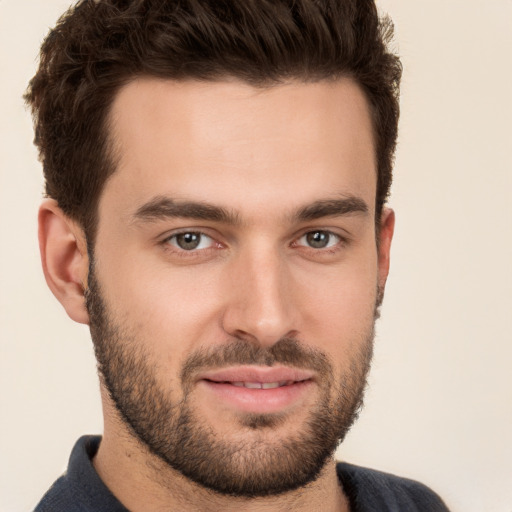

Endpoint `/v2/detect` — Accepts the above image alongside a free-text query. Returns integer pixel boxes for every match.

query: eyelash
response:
[160,229,348,258]
[294,231,343,251]
[161,231,220,259]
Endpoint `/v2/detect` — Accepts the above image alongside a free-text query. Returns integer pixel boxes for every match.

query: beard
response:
[86,261,378,498]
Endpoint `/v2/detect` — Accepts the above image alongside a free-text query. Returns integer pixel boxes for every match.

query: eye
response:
[297,230,341,249]
[166,232,214,251]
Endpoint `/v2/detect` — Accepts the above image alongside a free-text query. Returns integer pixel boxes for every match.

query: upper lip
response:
[198,366,314,384]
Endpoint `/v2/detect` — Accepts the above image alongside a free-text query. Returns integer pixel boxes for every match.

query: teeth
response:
[244,382,263,389]
[230,381,292,389]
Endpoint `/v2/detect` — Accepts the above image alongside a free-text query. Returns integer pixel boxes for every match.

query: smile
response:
[230,381,295,389]
[197,366,315,414]
[198,365,314,384]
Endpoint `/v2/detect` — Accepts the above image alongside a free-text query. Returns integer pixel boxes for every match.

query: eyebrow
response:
[133,196,241,225]
[294,196,369,222]
[132,194,369,225]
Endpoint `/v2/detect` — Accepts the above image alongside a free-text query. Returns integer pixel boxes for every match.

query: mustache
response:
[180,337,333,385]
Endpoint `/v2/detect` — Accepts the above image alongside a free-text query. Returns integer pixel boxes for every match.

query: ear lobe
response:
[377,207,395,292]
[38,199,90,324]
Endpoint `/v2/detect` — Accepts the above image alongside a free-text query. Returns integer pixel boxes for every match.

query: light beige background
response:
[1,1,511,511]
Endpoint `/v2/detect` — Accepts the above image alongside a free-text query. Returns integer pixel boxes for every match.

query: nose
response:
[221,246,299,347]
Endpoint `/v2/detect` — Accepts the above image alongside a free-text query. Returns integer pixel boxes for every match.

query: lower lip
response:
[198,380,313,414]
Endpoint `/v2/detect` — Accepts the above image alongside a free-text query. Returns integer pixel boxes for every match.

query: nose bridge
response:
[222,239,297,345]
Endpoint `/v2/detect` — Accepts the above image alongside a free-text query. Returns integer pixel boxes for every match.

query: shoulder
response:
[33,436,100,512]
[336,462,450,512]
[33,473,79,512]
[33,436,127,512]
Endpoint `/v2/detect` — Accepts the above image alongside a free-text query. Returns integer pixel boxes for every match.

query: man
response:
[25,0,450,510]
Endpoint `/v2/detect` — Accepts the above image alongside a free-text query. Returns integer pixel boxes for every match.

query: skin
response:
[39,78,394,511]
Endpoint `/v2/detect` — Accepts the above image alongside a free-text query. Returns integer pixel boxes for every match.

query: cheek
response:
[293,256,378,353]
[96,249,226,348]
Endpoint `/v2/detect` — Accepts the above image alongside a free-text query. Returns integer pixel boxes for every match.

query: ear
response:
[38,199,90,324]
[377,207,395,292]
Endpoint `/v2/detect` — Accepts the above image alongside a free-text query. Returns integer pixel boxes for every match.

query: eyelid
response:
[294,225,349,242]
[158,227,228,262]
[299,231,340,246]
[165,231,215,251]
[158,226,349,258]
[159,226,216,243]
[294,229,343,249]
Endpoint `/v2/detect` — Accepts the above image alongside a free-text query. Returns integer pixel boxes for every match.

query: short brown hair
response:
[25,0,401,242]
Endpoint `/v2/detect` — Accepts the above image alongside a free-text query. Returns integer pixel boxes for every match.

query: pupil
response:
[307,231,329,248]
[177,233,200,250]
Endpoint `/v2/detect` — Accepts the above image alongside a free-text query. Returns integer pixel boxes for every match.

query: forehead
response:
[103,78,376,221]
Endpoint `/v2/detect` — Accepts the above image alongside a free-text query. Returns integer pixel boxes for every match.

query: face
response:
[86,78,392,496]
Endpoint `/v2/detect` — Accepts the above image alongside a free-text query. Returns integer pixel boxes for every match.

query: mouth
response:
[228,380,296,389]
[196,366,315,414]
